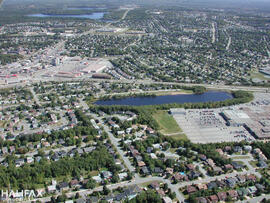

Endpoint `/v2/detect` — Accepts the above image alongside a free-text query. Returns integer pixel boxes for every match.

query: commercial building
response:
[221,110,251,127]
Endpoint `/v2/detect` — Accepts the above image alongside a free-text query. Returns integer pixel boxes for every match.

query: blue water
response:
[28,12,105,19]
[95,91,233,106]
[66,7,106,10]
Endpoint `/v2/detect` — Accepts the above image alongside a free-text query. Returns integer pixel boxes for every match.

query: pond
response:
[27,12,105,19]
[66,7,106,10]
[94,91,233,106]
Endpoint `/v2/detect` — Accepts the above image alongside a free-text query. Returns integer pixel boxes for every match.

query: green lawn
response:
[231,155,251,159]
[169,133,188,141]
[153,110,182,135]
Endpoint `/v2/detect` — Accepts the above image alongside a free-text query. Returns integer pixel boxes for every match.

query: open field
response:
[169,133,188,141]
[153,90,193,96]
[250,70,270,81]
[153,110,182,135]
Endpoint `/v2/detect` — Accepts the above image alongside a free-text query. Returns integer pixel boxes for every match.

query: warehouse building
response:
[221,110,251,127]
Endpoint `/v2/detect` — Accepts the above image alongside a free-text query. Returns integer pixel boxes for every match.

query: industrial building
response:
[221,110,251,127]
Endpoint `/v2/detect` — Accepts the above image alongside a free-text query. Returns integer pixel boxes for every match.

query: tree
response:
[103,185,110,195]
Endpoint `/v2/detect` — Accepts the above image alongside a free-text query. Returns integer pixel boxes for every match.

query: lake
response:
[28,12,105,20]
[66,7,106,10]
[95,91,233,106]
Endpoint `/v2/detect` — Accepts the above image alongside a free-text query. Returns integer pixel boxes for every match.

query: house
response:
[206,159,215,167]
[186,164,195,171]
[224,146,232,152]
[58,139,65,145]
[199,154,207,161]
[135,155,143,162]
[101,171,112,180]
[15,159,25,167]
[237,175,246,184]
[117,131,125,136]
[146,147,153,153]
[75,198,86,203]
[207,195,218,203]
[188,171,201,179]
[35,156,42,162]
[47,185,56,193]
[227,190,238,200]
[118,172,128,180]
[26,157,34,163]
[212,166,223,174]
[248,186,257,195]
[232,161,244,170]
[87,196,99,203]
[150,181,160,190]
[137,161,146,167]
[217,191,227,201]
[146,127,154,134]
[207,181,218,190]
[126,128,132,134]
[237,188,248,197]
[186,185,197,194]
[9,146,15,153]
[51,154,60,161]
[153,167,164,174]
[166,168,174,175]
[244,145,252,152]
[216,148,224,156]
[196,183,208,191]
[141,166,150,175]
[77,148,84,155]
[2,147,8,154]
[255,184,265,192]
[247,174,257,182]
[196,197,207,203]
[173,173,188,182]
[226,177,237,188]
[216,179,226,188]
[42,141,50,147]
[104,194,114,202]
[162,196,172,203]
[233,146,242,153]
[83,147,95,153]
[224,164,233,170]
[259,160,268,168]
[58,182,69,191]
[70,179,81,188]
[92,176,102,183]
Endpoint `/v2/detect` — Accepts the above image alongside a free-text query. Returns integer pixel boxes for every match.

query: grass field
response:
[169,133,188,141]
[153,110,182,134]
[154,90,193,96]
[153,110,188,140]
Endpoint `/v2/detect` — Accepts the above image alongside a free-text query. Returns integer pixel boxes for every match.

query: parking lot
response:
[170,108,255,143]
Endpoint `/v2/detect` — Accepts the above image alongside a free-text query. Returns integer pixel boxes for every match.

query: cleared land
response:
[250,70,270,81]
[153,110,187,140]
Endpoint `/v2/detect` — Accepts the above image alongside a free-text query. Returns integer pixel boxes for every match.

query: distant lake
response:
[66,7,106,10]
[28,12,105,19]
[95,91,233,106]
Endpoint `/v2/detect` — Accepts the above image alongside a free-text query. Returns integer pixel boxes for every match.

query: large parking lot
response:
[170,108,255,143]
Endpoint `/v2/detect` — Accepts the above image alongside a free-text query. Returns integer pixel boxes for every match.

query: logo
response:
[1,190,43,200]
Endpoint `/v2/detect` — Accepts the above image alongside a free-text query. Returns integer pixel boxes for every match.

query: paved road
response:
[230,154,261,179]
[2,75,270,93]
[29,87,41,106]
[237,194,270,203]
